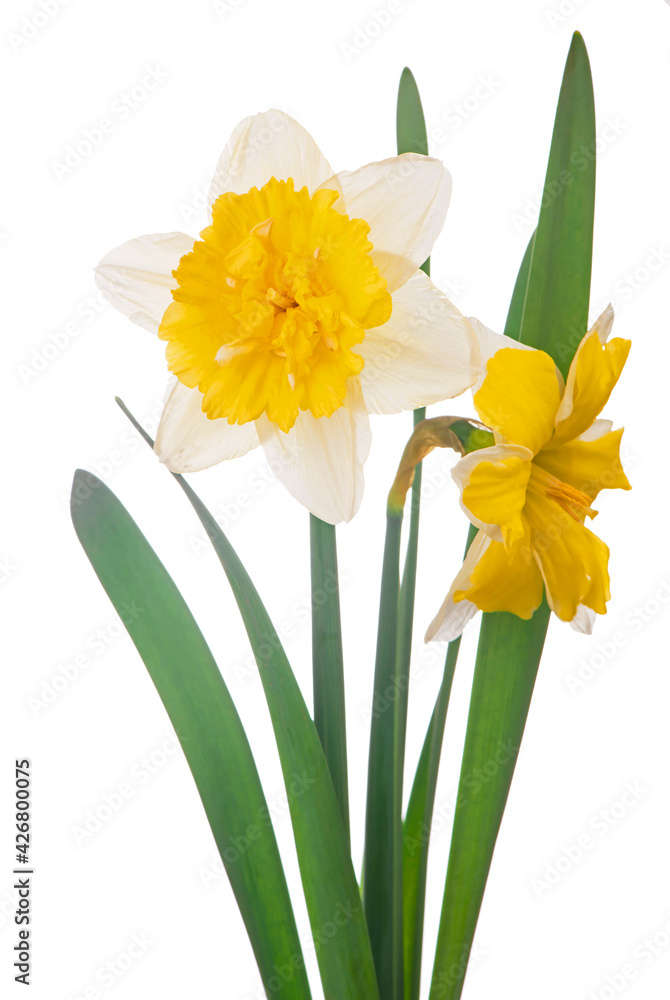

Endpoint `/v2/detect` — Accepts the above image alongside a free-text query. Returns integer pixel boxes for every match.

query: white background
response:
[2,0,670,997]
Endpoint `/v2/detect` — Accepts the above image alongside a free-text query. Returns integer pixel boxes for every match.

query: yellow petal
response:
[425,530,491,642]
[453,444,532,549]
[455,519,544,619]
[535,426,631,500]
[473,347,562,455]
[553,329,631,445]
[525,493,610,622]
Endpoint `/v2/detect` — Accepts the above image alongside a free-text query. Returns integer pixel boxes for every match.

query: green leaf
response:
[362,67,432,1000]
[363,511,404,1000]
[514,35,595,373]
[310,514,350,849]
[430,32,596,1000]
[402,524,476,1000]
[395,64,431,777]
[71,471,311,1000]
[503,230,535,342]
[397,66,429,158]
[430,603,551,1000]
[116,401,379,1000]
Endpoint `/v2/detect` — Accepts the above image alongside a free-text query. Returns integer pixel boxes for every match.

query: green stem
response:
[402,525,476,1000]
[363,509,404,1000]
[396,405,426,771]
[309,514,350,849]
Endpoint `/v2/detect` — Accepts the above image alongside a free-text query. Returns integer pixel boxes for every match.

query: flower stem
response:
[364,509,404,1000]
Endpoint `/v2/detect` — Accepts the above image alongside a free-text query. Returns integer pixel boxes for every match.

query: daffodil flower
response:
[426,305,631,641]
[95,111,479,523]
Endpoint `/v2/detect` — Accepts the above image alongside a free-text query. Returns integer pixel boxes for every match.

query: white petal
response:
[450,443,533,543]
[467,316,536,392]
[208,111,333,205]
[570,605,596,634]
[95,232,194,333]
[578,419,614,442]
[319,154,451,292]
[591,303,615,345]
[425,531,491,642]
[256,379,371,524]
[154,381,260,472]
[359,271,478,414]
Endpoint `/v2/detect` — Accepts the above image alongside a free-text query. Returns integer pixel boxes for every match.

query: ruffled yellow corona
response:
[160,179,392,433]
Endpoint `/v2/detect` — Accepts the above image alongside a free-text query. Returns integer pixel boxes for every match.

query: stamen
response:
[528,464,598,522]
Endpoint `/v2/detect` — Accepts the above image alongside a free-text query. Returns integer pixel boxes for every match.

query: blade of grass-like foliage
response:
[362,68,432,1000]
[396,66,431,806]
[71,471,311,1000]
[430,32,596,999]
[504,230,535,342]
[402,524,476,1000]
[116,401,379,1000]
[404,233,536,996]
[363,508,404,1000]
[310,514,350,848]
[515,40,595,372]
[397,67,429,159]
[430,603,551,1000]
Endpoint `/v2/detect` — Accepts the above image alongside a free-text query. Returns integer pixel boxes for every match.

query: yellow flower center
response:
[159,178,392,432]
[527,462,597,522]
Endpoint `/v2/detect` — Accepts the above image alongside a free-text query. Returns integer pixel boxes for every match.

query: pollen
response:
[158,177,392,432]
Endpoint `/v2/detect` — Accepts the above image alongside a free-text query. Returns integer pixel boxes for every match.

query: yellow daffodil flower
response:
[95,111,480,523]
[426,305,631,640]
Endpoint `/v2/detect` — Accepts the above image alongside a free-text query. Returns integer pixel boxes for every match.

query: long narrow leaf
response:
[361,68,431,1000]
[396,66,431,761]
[310,514,350,847]
[116,402,379,1000]
[430,603,551,1000]
[504,230,535,342]
[515,40,595,371]
[430,32,596,999]
[397,66,429,159]
[71,471,311,1000]
[404,237,537,995]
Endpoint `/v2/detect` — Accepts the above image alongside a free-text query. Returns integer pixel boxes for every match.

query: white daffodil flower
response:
[95,111,480,523]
